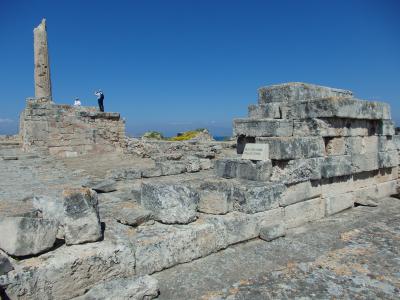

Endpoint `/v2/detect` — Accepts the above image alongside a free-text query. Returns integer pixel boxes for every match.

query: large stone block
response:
[63,188,102,245]
[289,98,391,120]
[352,153,379,173]
[231,180,286,213]
[134,222,224,275]
[233,118,293,137]
[284,197,325,228]
[141,182,199,224]
[0,217,58,257]
[134,208,283,275]
[377,120,395,136]
[280,180,321,206]
[248,103,281,119]
[325,137,346,156]
[378,136,396,152]
[258,82,353,104]
[353,181,397,200]
[271,157,322,184]
[156,161,187,176]
[321,175,354,196]
[378,150,399,168]
[325,193,354,216]
[293,118,375,137]
[321,155,352,178]
[197,179,234,215]
[1,240,136,299]
[215,158,272,181]
[256,137,325,160]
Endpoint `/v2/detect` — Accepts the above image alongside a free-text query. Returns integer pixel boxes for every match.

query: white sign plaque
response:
[241,143,269,161]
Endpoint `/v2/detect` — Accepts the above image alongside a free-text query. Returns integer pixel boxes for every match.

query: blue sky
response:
[0,0,399,136]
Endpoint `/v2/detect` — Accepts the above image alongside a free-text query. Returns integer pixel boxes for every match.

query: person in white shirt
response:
[73,98,81,107]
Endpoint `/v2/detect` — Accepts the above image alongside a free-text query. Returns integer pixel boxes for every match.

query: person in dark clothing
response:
[95,90,105,112]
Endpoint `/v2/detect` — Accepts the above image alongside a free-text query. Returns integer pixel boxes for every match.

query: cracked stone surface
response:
[154,197,400,300]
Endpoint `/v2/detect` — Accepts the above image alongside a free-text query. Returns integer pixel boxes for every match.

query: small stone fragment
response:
[354,196,378,207]
[0,252,14,275]
[259,222,286,241]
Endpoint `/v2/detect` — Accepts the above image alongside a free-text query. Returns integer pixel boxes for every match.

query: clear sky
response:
[0,0,399,136]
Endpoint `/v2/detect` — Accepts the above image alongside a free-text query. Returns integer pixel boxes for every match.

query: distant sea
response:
[213,136,230,141]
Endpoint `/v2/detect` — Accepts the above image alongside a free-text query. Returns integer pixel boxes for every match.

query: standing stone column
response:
[33,18,52,101]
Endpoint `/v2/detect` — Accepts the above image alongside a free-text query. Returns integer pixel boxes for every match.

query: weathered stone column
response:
[33,18,52,101]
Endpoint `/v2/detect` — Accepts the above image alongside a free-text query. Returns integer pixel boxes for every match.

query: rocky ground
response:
[155,197,400,299]
[1,139,400,299]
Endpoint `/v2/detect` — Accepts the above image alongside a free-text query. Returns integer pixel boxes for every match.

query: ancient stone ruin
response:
[0,20,399,300]
[20,19,126,158]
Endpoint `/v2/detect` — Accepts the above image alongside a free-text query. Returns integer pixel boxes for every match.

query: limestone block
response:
[233,118,293,137]
[378,136,396,152]
[393,135,400,150]
[352,171,377,189]
[378,150,399,168]
[248,103,281,119]
[236,159,272,181]
[293,118,373,137]
[134,222,224,275]
[156,161,187,176]
[134,209,283,274]
[0,253,13,276]
[271,157,322,184]
[375,180,397,198]
[141,182,199,224]
[289,98,391,120]
[199,158,213,170]
[231,180,285,213]
[375,167,399,183]
[1,240,136,299]
[325,137,346,156]
[284,197,325,228]
[106,167,142,181]
[321,155,352,178]
[258,82,353,104]
[321,175,354,196]
[63,188,102,245]
[215,158,238,178]
[202,208,283,247]
[353,181,396,200]
[185,156,201,173]
[377,120,395,136]
[115,204,153,227]
[325,193,354,216]
[256,137,325,160]
[142,167,162,178]
[198,179,233,214]
[215,158,272,181]
[0,217,58,257]
[280,180,321,206]
[74,275,159,300]
[352,153,379,173]
[259,221,286,241]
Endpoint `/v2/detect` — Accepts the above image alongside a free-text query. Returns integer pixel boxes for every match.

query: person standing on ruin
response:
[95,90,105,112]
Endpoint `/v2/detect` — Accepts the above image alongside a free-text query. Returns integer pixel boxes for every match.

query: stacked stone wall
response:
[215,82,398,227]
[20,98,125,157]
